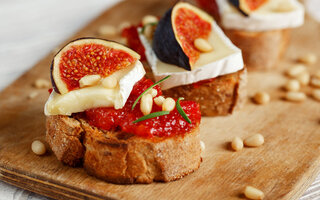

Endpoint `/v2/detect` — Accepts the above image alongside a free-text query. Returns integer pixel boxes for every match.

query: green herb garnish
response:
[176,97,192,124]
[133,111,170,123]
[140,22,158,34]
[132,75,171,110]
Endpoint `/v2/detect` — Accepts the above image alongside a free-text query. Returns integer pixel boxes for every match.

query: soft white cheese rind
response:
[217,0,304,31]
[138,22,244,90]
[44,61,145,116]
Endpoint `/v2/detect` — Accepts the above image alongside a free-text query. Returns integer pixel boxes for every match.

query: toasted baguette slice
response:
[224,29,290,70]
[162,69,247,116]
[46,115,201,184]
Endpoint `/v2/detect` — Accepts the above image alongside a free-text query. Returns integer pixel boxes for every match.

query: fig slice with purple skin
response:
[152,2,213,71]
[51,38,140,94]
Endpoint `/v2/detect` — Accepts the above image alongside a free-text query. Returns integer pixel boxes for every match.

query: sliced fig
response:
[152,2,213,71]
[51,38,140,94]
[228,0,268,15]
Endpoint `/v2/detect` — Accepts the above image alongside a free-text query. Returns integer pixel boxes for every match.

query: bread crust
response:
[46,115,201,184]
[163,69,247,116]
[224,29,290,70]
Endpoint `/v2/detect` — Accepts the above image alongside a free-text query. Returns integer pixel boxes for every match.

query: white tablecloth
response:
[0,0,319,199]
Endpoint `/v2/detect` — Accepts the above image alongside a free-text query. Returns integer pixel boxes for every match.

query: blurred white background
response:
[0,0,319,199]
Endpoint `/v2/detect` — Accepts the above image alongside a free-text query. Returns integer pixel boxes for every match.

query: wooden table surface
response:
[0,0,320,199]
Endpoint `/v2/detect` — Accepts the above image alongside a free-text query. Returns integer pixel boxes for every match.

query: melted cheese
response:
[139,21,244,90]
[44,61,145,116]
[217,0,304,31]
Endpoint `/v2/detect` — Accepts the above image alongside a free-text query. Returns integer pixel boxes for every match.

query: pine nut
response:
[162,97,176,112]
[231,137,243,151]
[31,140,46,156]
[140,94,153,115]
[287,64,306,78]
[284,79,300,92]
[144,25,154,39]
[79,75,101,88]
[253,92,270,105]
[296,72,310,86]
[244,186,264,200]
[28,91,39,99]
[97,25,117,36]
[244,134,264,147]
[147,88,158,97]
[118,21,131,32]
[312,89,320,101]
[154,96,165,106]
[33,79,50,89]
[311,77,320,88]
[142,15,158,26]
[285,91,306,102]
[194,38,213,52]
[102,76,118,89]
[200,140,205,152]
[314,70,320,79]
[298,53,317,65]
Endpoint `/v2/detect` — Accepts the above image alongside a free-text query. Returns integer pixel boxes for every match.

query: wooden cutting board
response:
[0,0,320,199]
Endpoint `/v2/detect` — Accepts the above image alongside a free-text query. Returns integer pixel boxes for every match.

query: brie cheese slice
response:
[217,0,304,31]
[139,21,244,90]
[44,61,145,116]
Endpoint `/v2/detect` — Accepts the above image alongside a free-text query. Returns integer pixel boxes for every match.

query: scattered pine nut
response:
[140,94,153,115]
[253,92,270,105]
[148,88,158,97]
[244,186,264,200]
[200,140,205,152]
[287,64,306,78]
[244,134,264,147]
[28,91,39,99]
[194,38,213,52]
[162,97,176,112]
[142,15,158,26]
[231,137,243,151]
[97,25,117,37]
[311,77,320,88]
[79,75,101,88]
[118,21,131,32]
[33,79,50,89]
[298,53,317,65]
[284,79,300,92]
[314,70,320,79]
[296,72,310,86]
[312,89,320,101]
[102,76,118,89]
[154,96,165,106]
[285,91,306,102]
[31,140,46,156]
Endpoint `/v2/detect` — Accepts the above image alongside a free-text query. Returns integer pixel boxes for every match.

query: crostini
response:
[197,0,304,69]
[45,38,202,184]
[123,2,246,116]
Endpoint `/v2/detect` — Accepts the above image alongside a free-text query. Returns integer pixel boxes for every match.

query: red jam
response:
[192,77,216,88]
[59,44,136,91]
[121,25,146,61]
[245,0,267,11]
[174,7,212,65]
[85,78,201,138]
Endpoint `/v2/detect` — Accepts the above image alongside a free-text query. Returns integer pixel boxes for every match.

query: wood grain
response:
[0,0,320,199]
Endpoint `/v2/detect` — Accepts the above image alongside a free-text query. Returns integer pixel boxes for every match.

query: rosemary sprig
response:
[176,97,192,124]
[133,111,170,123]
[132,75,171,110]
